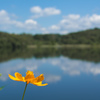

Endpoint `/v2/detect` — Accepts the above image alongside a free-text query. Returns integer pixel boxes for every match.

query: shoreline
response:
[27,44,100,48]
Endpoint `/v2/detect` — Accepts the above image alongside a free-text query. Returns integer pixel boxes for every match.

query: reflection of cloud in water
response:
[51,57,100,75]
[0,57,100,82]
[43,57,100,76]
[0,59,41,81]
[45,75,61,83]
[26,65,37,71]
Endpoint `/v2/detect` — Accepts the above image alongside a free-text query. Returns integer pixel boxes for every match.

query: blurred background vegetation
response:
[0,28,100,49]
[0,47,100,63]
[0,28,100,63]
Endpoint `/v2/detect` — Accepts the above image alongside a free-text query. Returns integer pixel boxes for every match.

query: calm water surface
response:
[0,48,100,100]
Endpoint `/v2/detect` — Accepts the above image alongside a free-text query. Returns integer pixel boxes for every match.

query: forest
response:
[0,28,100,48]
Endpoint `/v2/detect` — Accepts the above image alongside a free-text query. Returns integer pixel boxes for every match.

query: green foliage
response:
[0,86,5,91]
[61,28,100,44]
[0,28,100,48]
[0,32,34,49]
[0,47,100,62]
[0,74,5,91]
[0,73,2,77]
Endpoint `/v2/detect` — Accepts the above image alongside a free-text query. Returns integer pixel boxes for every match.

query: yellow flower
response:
[8,71,48,86]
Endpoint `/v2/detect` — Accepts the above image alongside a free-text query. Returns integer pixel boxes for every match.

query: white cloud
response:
[41,27,49,34]
[61,14,100,30]
[1,9,100,34]
[0,10,40,33]
[30,6,61,18]
[13,21,23,28]
[45,75,61,83]
[30,6,42,13]
[63,14,80,20]
[44,7,61,15]
[90,14,100,22]
[24,19,39,30]
[50,25,60,30]
[25,19,37,25]
[60,30,68,34]
[45,14,100,34]
[0,10,11,25]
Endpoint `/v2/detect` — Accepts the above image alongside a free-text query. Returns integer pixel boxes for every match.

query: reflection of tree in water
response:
[62,48,100,62]
[0,47,100,62]
[0,74,5,91]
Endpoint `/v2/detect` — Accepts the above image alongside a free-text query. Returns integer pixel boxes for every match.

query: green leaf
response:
[0,86,5,91]
[0,73,2,77]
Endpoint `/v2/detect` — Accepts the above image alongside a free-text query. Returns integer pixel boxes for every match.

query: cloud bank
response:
[48,14,100,34]
[30,6,61,18]
[0,7,100,34]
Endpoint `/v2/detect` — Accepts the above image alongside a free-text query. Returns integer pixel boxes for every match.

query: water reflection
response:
[45,75,61,83]
[0,56,100,83]
[0,86,5,91]
[0,74,5,91]
[1,48,100,100]
[0,47,100,62]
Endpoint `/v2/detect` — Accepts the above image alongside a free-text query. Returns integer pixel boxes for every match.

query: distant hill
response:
[61,28,100,44]
[0,28,100,48]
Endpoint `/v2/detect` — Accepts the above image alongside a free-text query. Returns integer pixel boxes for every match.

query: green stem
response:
[22,82,28,100]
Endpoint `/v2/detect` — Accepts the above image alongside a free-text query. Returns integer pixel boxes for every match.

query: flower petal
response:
[31,81,48,86]
[15,72,24,80]
[25,74,34,81]
[26,71,34,76]
[8,74,20,81]
[35,74,44,82]
[25,71,35,83]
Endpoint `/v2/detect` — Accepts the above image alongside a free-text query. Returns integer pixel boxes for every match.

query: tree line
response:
[0,28,100,48]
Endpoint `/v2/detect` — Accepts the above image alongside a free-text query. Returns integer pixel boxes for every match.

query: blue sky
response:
[0,0,100,34]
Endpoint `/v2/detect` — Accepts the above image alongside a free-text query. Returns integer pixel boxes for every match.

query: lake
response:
[0,47,100,100]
